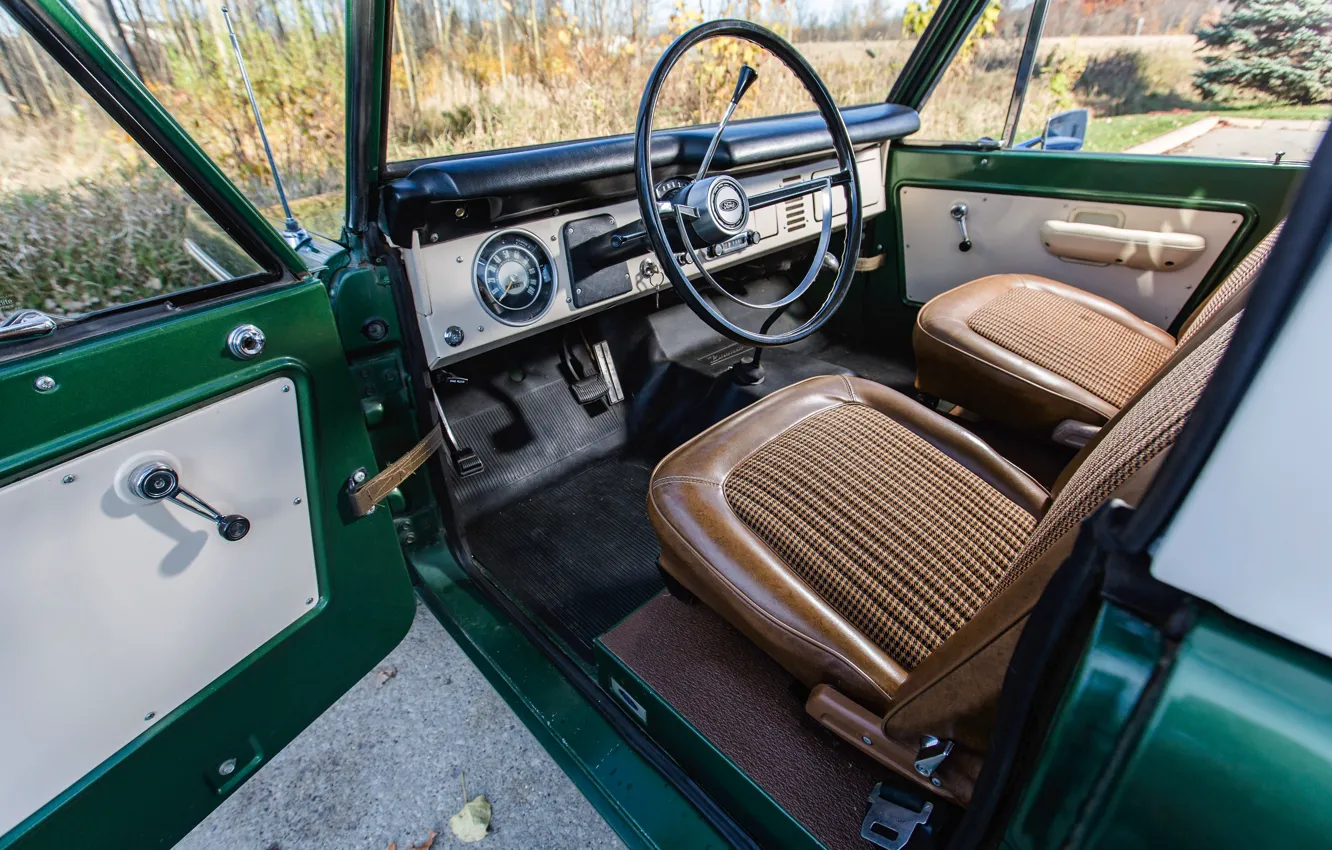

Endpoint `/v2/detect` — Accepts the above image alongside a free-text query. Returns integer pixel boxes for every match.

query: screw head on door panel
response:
[33,375,56,392]
[217,758,237,777]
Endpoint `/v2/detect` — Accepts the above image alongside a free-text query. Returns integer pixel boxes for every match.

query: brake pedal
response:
[562,331,621,407]
[570,374,609,405]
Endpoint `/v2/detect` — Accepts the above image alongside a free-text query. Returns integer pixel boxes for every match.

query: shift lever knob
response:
[731,65,758,104]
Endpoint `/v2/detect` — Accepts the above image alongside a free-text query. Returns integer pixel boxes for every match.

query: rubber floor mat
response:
[468,457,662,657]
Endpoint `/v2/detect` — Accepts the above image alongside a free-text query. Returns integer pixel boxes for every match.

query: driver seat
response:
[648,306,1242,798]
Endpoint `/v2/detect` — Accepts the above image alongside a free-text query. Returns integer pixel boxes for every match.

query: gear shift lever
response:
[695,65,758,182]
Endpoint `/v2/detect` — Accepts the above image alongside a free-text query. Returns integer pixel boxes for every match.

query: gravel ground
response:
[175,600,624,850]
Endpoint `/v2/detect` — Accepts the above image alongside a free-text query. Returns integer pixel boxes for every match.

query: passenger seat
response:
[912,223,1282,442]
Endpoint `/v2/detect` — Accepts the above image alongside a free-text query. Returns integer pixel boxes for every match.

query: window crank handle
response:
[130,462,251,541]
[950,202,972,252]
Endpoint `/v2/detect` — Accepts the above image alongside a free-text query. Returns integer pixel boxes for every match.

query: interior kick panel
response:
[898,186,1243,329]
[405,147,886,369]
[0,378,317,838]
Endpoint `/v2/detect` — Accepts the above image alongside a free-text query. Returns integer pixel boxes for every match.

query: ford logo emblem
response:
[719,198,740,213]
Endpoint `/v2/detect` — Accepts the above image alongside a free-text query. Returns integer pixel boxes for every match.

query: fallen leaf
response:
[386,843,396,850]
[410,830,437,850]
[376,667,398,687]
[449,795,491,843]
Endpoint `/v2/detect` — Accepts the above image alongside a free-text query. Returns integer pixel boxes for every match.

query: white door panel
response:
[0,378,318,837]
[899,187,1243,329]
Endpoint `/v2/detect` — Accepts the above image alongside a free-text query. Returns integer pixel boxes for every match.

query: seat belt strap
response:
[348,385,483,517]
[348,424,445,518]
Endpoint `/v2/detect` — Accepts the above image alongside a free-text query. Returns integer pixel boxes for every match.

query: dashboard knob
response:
[443,325,465,347]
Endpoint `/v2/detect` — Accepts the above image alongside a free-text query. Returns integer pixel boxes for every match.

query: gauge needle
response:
[503,274,525,295]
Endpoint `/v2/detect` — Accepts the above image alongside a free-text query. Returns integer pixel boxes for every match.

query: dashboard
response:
[402,145,889,367]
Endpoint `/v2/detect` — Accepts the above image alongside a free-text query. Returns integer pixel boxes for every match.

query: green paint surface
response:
[1002,604,1162,850]
[0,280,415,849]
[1081,612,1332,849]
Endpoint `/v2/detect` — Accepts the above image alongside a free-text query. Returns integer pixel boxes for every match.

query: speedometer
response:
[474,230,557,326]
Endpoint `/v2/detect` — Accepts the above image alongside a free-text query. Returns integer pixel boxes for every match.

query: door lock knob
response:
[950,202,973,252]
[130,462,250,541]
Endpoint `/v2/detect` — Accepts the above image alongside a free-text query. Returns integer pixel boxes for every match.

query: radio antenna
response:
[222,5,310,250]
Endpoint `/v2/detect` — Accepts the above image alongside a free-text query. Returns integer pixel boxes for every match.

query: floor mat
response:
[447,371,628,520]
[602,593,889,850]
[468,457,663,658]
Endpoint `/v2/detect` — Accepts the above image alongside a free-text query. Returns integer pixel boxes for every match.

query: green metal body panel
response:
[1074,611,1332,850]
[408,547,727,850]
[886,0,997,109]
[1005,606,1332,850]
[868,146,1302,339]
[1001,604,1163,850]
[0,281,416,849]
[594,639,825,850]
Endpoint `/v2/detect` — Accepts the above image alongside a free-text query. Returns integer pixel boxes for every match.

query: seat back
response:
[1176,222,1283,345]
[881,307,1245,775]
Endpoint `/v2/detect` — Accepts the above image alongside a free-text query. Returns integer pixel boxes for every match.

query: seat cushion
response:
[914,274,1176,432]
[648,375,1047,710]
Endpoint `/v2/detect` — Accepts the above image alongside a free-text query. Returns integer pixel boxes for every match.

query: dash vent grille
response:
[781,176,807,232]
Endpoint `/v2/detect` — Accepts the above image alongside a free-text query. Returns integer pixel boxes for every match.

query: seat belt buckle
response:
[861,782,935,850]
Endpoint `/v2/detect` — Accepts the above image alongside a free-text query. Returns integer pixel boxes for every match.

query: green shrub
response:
[1194,0,1332,105]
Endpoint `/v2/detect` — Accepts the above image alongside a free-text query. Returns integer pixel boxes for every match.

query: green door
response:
[869,0,1315,339]
[0,1,415,847]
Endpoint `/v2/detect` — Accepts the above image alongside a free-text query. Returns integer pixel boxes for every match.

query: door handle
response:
[130,462,251,541]
[949,203,972,252]
[0,309,58,342]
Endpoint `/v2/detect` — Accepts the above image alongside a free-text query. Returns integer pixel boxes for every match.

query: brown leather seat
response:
[913,225,1282,435]
[649,305,1246,800]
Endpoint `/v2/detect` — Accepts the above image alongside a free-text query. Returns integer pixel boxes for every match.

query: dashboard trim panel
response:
[405,146,887,369]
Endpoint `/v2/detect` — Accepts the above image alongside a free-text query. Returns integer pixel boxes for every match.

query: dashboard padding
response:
[381,103,918,245]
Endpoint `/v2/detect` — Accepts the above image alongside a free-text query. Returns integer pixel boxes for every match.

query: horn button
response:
[684,175,750,244]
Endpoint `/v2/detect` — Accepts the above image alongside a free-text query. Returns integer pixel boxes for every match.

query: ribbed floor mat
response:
[468,457,662,657]
[449,376,626,518]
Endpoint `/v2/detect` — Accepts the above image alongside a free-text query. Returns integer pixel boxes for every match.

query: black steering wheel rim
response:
[633,19,863,347]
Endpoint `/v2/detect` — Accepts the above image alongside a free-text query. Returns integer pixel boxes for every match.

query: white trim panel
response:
[899,187,1243,328]
[0,379,319,836]
[1151,239,1332,659]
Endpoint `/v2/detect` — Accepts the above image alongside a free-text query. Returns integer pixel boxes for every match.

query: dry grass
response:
[0,167,213,316]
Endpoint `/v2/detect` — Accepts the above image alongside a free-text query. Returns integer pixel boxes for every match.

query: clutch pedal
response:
[430,384,485,479]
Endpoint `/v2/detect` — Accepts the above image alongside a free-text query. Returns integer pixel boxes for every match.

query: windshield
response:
[384,1,912,163]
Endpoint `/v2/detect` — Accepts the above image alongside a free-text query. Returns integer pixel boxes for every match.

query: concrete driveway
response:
[175,600,623,850]
[1131,117,1328,161]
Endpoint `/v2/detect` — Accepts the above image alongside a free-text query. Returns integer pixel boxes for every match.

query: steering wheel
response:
[634,20,863,347]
